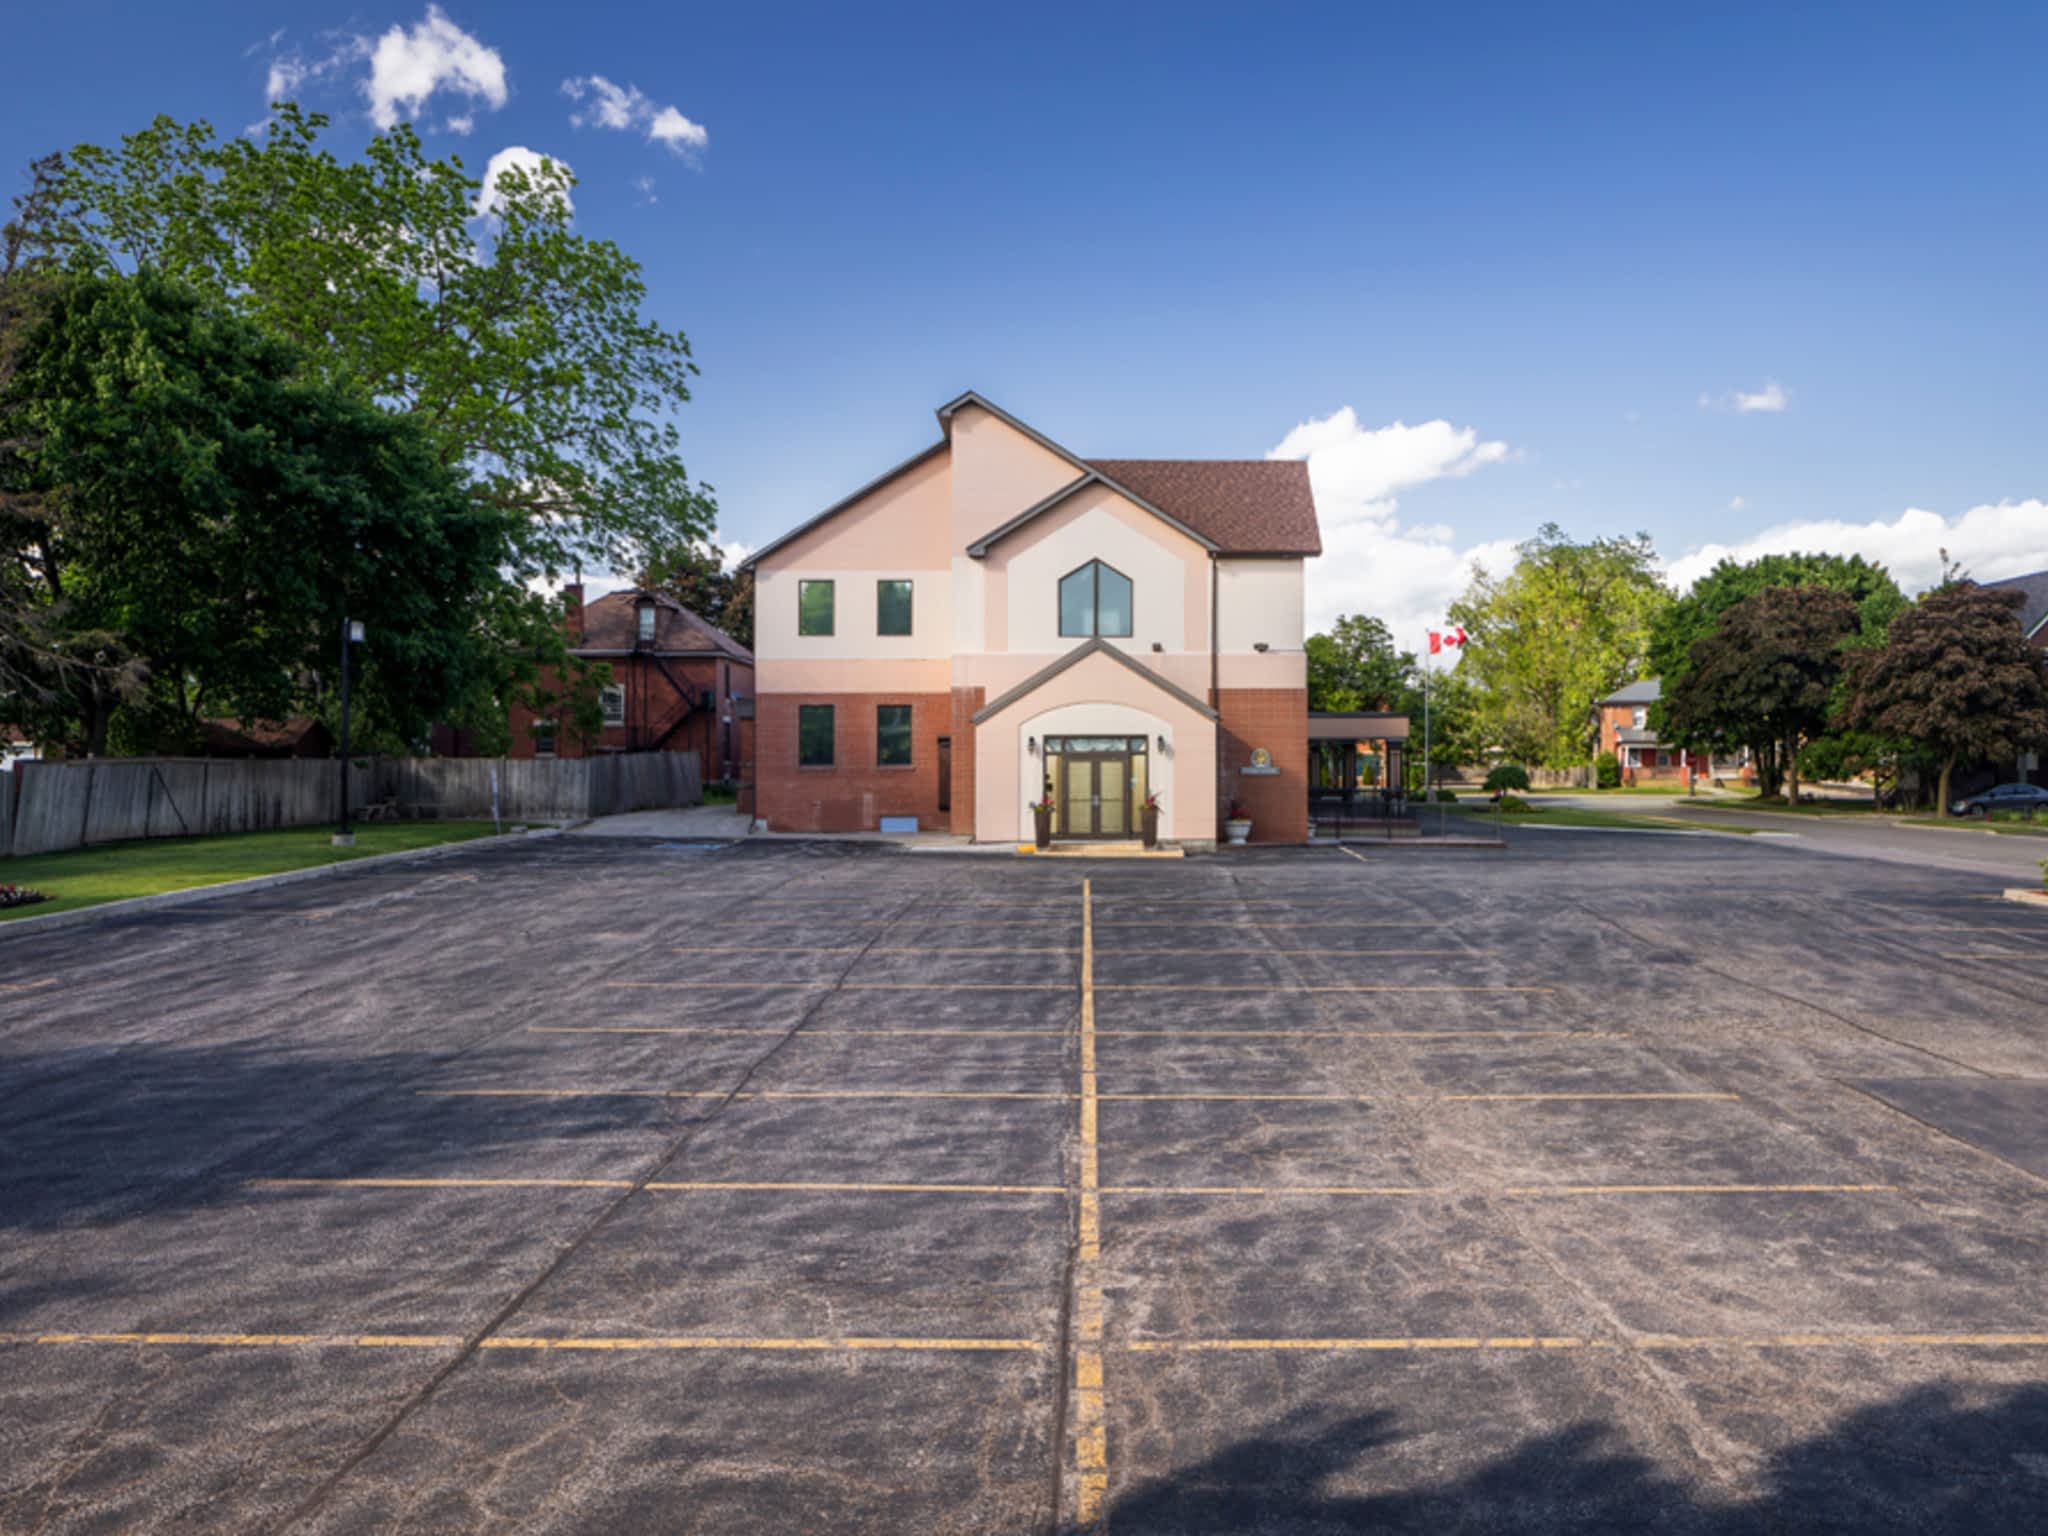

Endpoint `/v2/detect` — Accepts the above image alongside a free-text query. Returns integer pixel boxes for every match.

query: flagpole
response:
[1422,637,1432,817]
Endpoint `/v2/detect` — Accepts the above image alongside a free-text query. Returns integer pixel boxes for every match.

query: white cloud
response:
[253,31,371,126]
[1666,500,2048,597]
[473,146,573,219]
[1728,494,1748,512]
[365,6,508,131]
[1267,408,1518,646]
[1701,379,1790,413]
[446,113,475,136]
[561,74,709,157]
[633,174,658,205]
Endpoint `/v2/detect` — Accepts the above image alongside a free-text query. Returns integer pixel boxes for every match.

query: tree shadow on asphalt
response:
[0,1038,701,1235]
[1085,1385,2048,1533]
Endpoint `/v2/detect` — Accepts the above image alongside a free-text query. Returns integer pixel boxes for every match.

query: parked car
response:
[1950,782,2048,818]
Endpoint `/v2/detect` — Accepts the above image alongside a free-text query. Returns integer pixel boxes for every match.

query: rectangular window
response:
[1632,706,1647,729]
[798,704,835,766]
[600,684,626,726]
[798,580,835,636]
[533,719,557,757]
[877,579,913,636]
[637,604,657,643]
[876,704,913,767]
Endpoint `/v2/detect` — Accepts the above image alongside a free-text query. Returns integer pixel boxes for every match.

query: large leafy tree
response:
[1448,524,1671,768]
[1306,614,1413,712]
[1663,585,1860,800]
[39,106,714,583]
[1649,551,1905,682]
[2,271,506,754]
[639,540,755,652]
[1842,581,2048,813]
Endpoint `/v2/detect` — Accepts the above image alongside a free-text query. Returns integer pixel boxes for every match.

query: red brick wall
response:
[755,691,951,833]
[504,656,753,776]
[948,686,984,838]
[1216,688,1309,843]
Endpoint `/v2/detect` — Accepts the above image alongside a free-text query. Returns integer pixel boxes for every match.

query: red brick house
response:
[1595,680,1695,783]
[502,586,753,779]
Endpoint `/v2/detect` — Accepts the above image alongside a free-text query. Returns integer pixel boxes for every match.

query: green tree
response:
[639,540,754,652]
[1448,524,1671,768]
[1841,581,2048,814]
[2,271,504,753]
[1305,614,1414,712]
[1663,586,1860,800]
[42,106,714,584]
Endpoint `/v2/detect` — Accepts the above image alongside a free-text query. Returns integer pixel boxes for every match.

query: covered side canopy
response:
[1308,711,1410,741]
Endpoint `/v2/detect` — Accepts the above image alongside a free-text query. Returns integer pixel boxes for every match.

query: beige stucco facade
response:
[744,393,1317,843]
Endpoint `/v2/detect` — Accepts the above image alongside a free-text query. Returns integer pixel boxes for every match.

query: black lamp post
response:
[335,617,365,846]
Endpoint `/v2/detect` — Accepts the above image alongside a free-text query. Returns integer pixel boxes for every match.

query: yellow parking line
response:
[1337,847,1369,865]
[0,977,57,994]
[250,1177,1065,1196]
[670,945,1077,956]
[418,1087,1071,1101]
[1438,1092,1739,1102]
[531,1026,1070,1038]
[1099,1183,1894,1199]
[605,981,1075,992]
[1073,877,1108,1529]
[0,1330,1038,1354]
[1096,984,1553,994]
[1127,1332,2048,1354]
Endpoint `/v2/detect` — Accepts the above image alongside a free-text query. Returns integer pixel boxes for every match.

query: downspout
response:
[1210,553,1221,828]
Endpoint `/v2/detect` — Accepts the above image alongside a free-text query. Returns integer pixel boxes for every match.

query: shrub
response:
[1594,751,1621,789]
[1434,788,1457,803]
[1493,794,1533,813]
[1484,763,1531,794]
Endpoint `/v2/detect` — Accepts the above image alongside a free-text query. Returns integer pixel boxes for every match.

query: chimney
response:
[563,582,585,640]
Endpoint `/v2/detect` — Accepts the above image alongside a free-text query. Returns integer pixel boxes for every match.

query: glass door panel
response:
[1098,769,1127,835]
[1063,759,1095,837]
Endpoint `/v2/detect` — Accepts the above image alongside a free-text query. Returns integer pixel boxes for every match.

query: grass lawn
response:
[1901,815,2048,839]
[1452,804,1711,832]
[0,821,500,922]
[1684,797,1880,816]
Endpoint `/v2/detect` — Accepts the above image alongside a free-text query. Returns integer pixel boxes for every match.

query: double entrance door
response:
[1047,734,1150,840]
[1060,752,1131,839]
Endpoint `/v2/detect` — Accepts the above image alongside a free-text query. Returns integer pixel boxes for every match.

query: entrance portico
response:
[971,639,1218,847]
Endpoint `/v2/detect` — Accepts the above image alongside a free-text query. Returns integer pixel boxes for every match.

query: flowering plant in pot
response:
[1223,796,1252,846]
[1140,792,1161,848]
[1031,791,1055,849]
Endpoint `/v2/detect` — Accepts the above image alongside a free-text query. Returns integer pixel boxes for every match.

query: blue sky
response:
[7,2,2045,638]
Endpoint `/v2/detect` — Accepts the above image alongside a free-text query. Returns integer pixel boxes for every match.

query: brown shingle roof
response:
[574,590,753,662]
[1087,458,1321,556]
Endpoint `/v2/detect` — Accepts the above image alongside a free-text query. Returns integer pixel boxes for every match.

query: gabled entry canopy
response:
[972,638,1220,725]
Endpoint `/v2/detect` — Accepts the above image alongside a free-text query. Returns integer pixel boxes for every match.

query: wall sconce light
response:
[1027,736,1038,755]
[1253,641,1270,653]
[1156,735,1168,753]
[1151,641,1163,652]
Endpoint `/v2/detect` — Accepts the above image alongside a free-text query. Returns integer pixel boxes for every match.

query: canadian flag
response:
[1428,625,1468,655]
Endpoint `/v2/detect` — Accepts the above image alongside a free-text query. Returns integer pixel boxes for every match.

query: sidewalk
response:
[570,803,754,841]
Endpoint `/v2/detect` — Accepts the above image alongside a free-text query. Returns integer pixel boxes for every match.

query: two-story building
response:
[740,392,1321,846]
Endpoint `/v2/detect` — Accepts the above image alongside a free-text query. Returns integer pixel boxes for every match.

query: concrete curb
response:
[0,827,561,942]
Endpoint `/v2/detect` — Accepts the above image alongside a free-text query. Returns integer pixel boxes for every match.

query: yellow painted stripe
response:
[1099,1183,1894,1199]
[531,1025,1071,1038]
[1438,1092,1740,1102]
[1126,1332,2048,1354]
[1337,847,1369,865]
[252,1177,1065,1197]
[478,1335,1041,1353]
[0,977,57,994]
[419,1088,1072,1101]
[0,1331,1037,1354]
[1095,983,1554,994]
[1073,877,1108,1528]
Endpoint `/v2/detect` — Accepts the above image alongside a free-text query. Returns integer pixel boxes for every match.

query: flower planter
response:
[1223,817,1252,846]
[1032,805,1053,850]
[1141,806,1159,848]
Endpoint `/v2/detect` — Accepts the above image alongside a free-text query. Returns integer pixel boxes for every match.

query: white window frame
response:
[533,719,558,757]
[600,684,626,727]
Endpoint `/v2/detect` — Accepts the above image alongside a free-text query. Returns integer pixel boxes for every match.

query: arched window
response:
[1058,560,1134,638]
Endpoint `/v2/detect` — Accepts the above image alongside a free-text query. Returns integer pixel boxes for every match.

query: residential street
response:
[1530,794,2048,884]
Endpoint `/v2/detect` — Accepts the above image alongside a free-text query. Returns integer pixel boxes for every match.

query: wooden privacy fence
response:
[0,751,701,858]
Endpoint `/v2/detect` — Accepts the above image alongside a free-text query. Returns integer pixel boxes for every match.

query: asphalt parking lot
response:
[4,832,2048,1532]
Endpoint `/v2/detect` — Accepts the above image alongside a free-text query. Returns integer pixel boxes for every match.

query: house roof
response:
[1086,459,1321,557]
[573,590,753,663]
[1600,679,1662,706]
[1985,570,2048,639]
[1615,727,1661,745]
[970,638,1220,725]
[747,392,1323,570]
